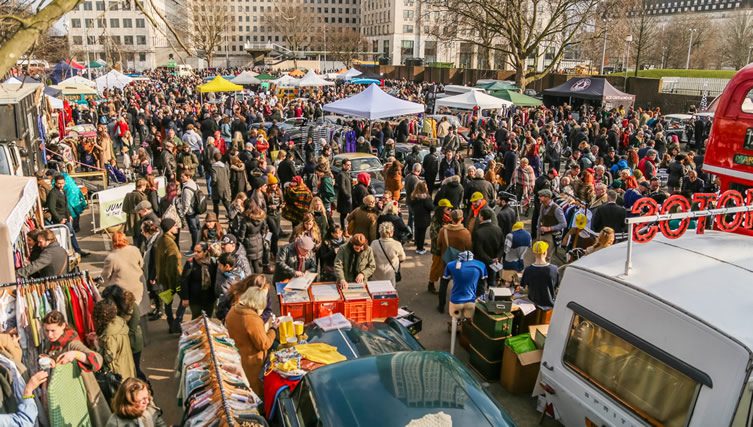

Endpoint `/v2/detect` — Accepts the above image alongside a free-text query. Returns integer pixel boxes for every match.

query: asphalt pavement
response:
[75,181,560,427]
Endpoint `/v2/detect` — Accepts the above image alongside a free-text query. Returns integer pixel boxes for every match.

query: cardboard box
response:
[529,324,549,349]
[500,342,543,394]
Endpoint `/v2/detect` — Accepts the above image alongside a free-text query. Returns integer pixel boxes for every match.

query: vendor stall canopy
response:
[435,90,512,111]
[491,89,542,107]
[59,75,96,88]
[96,70,134,93]
[337,68,363,80]
[197,75,244,93]
[298,70,335,87]
[543,77,635,108]
[231,71,261,85]
[272,74,301,88]
[0,176,39,283]
[323,83,425,120]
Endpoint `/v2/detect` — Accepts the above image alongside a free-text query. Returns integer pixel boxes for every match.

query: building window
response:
[544,46,555,60]
[403,24,413,33]
[71,18,81,28]
[85,18,94,28]
[87,35,97,45]
[72,36,83,45]
[403,9,413,18]
[96,1,105,10]
[97,18,106,27]
[83,2,93,10]
[108,1,118,10]
[383,39,389,55]
[136,18,145,28]
[110,18,119,28]
[122,0,131,9]
[401,40,414,58]
[139,53,146,61]
[424,40,437,63]
[124,35,134,45]
[111,35,121,45]
[137,35,146,45]
[123,18,132,28]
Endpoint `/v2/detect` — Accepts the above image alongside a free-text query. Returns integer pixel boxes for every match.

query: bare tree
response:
[630,0,657,76]
[425,0,600,89]
[187,0,228,68]
[328,28,367,67]
[267,2,322,68]
[721,11,753,69]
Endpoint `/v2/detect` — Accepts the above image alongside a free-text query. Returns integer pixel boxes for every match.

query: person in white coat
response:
[370,222,406,286]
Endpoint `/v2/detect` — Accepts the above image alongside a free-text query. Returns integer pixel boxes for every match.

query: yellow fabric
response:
[197,76,243,93]
[294,343,347,365]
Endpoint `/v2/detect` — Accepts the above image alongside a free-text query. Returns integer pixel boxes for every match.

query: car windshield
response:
[309,353,514,427]
[0,149,11,175]
[351,157,382,171]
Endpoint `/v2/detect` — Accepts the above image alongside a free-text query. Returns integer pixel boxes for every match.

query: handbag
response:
[441,228,461,264]
[95,359,123,405]
[378,240,401,283]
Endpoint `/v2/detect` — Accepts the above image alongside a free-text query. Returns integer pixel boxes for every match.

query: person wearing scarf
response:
[179,242,218,319]
[465,191,498,234]
[282,176,313,228]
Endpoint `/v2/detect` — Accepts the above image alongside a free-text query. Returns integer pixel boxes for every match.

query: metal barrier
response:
[68,170,109,189]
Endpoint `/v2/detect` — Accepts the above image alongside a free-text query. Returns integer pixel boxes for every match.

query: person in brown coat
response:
[383,157,404,201]
[436,209,472,312]
[225,283,277,397]
[101,231,145,306]
[347,195,379,243]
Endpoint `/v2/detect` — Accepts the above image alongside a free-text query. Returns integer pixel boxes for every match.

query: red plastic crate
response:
[312,300,343,319]
[343,299,373,323]
[279,299,313,323]
[372,296,399,319]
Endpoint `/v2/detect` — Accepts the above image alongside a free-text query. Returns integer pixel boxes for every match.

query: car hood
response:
[305,320,423,360]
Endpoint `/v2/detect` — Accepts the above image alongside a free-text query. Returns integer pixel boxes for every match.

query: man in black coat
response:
[464,169,495,206]
[592,190,627,234]
[530,169,555,235]
[472,209,504,293]
[502,142,518,185]
[336,159,354,229]
[47,175,86,256]
[438,150,461,181]
[17,229,68,278]
[277,150,297,187]
[495,192,519,239]
[433,175,463,209]
[422,146,440,194]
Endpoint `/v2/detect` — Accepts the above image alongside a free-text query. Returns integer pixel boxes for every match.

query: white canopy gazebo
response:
[322,83,424,120]
[59,75,97,88]
[298,70,335,87]
[336,68,363,80]
[271,74,301,88]
[434,90,512,112]
[96,70,133,93]
[232,71,261,85]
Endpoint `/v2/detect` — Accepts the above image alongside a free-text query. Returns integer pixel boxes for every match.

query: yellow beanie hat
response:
[512,221,524,231]
[532,240,549,255]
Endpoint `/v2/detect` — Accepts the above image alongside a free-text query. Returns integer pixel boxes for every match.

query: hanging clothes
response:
[47,362,91,427]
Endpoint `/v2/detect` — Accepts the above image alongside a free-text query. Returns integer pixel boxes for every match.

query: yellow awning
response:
[197,76,243,93]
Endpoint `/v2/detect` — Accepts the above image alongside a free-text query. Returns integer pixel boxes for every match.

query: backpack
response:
[187,186,208,215]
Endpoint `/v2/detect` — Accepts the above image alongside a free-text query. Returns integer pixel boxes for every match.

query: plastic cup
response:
[293,321,304,336]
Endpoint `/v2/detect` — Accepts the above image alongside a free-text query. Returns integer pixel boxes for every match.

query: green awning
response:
[491,89,542,107]
[256,73,275,81]
[88,60,106,68]
[476,81,519,91]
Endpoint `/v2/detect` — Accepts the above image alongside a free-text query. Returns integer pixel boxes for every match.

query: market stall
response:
[542,77,635,109]
[336,68,363,81]
[50,83,98,105]
[298,70,334,88]
[491,89,542,107]
[271,74,301,88]
[322,83,425,120]
[59,75,96,88]
[0,176,43,283]
[231,70,261,86]
[434,90,512,113]
[196,76,244,93]
[95,69,134,94]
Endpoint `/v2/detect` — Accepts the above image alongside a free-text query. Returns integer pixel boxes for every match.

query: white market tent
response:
[96,70,134,93]
[59,75,96,88]
[336,68,363,80]
[0,176,39,283]
[322,83,425,120]
[298,69,335,87]
[46,95,64,109]
[232,71,261,85]
[272,74,301,88]
[435,90,512,111]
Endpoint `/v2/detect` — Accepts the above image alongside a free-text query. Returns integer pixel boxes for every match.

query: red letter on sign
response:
[715,190,745,232]
[745,189,753,230]
[692,193,717,234]
[631,197,659,243]
[659,195,691,239]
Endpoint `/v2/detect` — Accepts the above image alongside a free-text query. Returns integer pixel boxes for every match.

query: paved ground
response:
[75,182,560,427]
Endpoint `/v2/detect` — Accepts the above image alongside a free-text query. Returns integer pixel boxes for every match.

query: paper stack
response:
[285,271,317,291]
[341,283,371,300]
[310,284,341,301]
[366,280,397,298]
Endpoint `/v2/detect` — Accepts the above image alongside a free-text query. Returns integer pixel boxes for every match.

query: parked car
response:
[331,152,386,197]
[275,350,516,427]
[663,113,693,143]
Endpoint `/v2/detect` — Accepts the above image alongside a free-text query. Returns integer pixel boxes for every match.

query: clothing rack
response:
[201,313,236,427]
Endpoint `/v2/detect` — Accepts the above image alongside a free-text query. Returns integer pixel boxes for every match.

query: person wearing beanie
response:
[501,221,532,286]
[272,236,318,284]
[134,200,159,250]
[200,212,224,244]
[535,188,566,257]
[518,240,559,315]
[351,172,373,211]
[154,218,183,333]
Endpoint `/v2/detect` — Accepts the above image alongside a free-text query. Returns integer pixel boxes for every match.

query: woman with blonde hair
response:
[225,283,277,396]
[586,227,615,255]
[309,196,331,238]
[370,222,406,286]
[101,232,146,309]
[289,212,323,249]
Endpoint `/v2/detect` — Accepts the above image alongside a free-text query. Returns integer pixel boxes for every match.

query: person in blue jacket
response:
[0,371,48,427]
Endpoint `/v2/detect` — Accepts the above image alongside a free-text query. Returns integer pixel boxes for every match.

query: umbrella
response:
[197,76,243,93]
[289,69,305,77]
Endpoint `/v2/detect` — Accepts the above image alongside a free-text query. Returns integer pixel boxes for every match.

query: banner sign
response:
[629,189,753,243]
[93,183,135,230]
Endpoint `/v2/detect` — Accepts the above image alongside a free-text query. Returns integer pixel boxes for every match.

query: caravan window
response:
[742,88,753,114]
[563,305,703,427]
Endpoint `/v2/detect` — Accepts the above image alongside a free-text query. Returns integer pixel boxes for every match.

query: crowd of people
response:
[10,66,720,424]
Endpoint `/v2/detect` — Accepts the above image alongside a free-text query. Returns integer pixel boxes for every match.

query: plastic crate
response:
[343,299,373,323]
[312,300,343,319]
[279,299,313,323]
[372,295,399,319]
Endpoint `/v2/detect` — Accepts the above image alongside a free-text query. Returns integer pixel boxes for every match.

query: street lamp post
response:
[624,34,633,80]
[685,28,697,69]
[600,19,608,75]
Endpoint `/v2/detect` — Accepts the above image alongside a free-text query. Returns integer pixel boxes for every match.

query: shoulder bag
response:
[441,228,461,264]
[378,240,401,283]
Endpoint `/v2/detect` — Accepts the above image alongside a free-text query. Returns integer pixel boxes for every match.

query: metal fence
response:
[660,77,729,97]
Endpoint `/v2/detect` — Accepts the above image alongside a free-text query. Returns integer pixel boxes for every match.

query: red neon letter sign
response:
[659,195,691,239]
[631,198,659,243]
[715,190,745,232]
[691,193,717,234]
